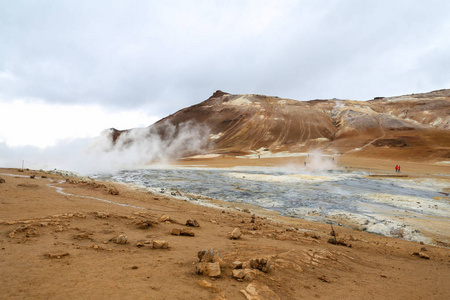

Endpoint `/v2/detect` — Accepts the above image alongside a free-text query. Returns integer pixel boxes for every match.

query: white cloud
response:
[0,100,158,148]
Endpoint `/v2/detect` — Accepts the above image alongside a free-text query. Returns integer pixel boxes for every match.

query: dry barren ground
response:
[1,164,449,299]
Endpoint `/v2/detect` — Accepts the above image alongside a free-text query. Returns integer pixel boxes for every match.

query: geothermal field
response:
[92,156,450,247]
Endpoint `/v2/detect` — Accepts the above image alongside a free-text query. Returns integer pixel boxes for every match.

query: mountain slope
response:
[111,89,450,161]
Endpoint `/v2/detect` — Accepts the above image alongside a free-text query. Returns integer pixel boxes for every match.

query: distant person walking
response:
[395,165,398,173]
[398,165,401,173]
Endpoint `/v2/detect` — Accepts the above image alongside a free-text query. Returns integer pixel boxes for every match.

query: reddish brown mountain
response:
[111,89,450,161]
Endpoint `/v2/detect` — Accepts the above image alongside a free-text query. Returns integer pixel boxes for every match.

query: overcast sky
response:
[1,0,450,149]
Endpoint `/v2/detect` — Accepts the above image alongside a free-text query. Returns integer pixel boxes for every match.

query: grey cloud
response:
[1,0,449,117]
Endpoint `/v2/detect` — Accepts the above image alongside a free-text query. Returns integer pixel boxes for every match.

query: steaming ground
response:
[92,164,450,247]
[0,121,209,173]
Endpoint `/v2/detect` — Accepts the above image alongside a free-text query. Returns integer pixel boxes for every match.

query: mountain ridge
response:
[110,89,450,161]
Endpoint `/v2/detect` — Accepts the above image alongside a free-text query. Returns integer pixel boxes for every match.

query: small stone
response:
[152,240,169,249]
[232,261,243,269]
[232,269,245,279]
[171,228,181,236]
[180,228,195,236]
[115,235,128,244]
[44,252,70,259]
[196,262,221,277]
[131,266,139,270]
[186,219,200,227]
[240,282,280,300]
[0,177,5,183]
[159,214,173,223]
[197,279,222,293]
[136,220,156,229]
[109,187,119,195]
[30,175,35,179]
[233,269,255,281]
[136,242,145,248]
[413,252,430,259]
[249,258,272,273]
[318,275,330,283]
[200,248,215,262]
[230,228,242,240]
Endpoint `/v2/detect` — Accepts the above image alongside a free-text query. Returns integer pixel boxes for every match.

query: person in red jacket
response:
[395,165,398,173]
[398,165,401,173]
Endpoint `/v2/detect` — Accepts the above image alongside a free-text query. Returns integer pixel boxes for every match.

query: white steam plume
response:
[0,121,210,174]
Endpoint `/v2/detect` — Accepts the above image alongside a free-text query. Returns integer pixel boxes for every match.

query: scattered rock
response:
[159,214,174,223]
[136,242,145,248]
[230,227,242,239]
[198,248,215,262]
[109,187,119,195]
[412,252,430,259]
[180,228,195,236]
[249,258,272,273]
[94,212,110,219]
[318,275,330,283]
[131,266,139,270]
[240,282,280,300]
[44,251,70,259]
[41,175,47,178]
[90,244,101,250]
[232,269,256,281]
[136,220,156,229]
[328,237,351,247]
[0,177,5,183]
[196,262,221,277]
[73,232,92,240]
[171,228,182,236]
[30,175,35,179]
[186,219,200,227]
[114,235,128,244]
[232,261,243,269]
[197,279,222,293]
[152,240,169,249]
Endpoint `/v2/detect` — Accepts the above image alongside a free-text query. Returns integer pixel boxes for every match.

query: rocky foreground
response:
[1,167,449,299]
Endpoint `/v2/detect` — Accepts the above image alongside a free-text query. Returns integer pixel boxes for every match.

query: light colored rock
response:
[181,228,195,236]
[232,269,255,281]
[186,219,200,227]
[152,240,169,249]
[115,235,128,244]
[232,261,243,269]
[230,227,242,239]
[159,214,172,222]
[171,228,181,236]
[413,252,430,259]
[240,282,280,300]
[44,252,70,259]
[196,262,221,277]
[197,279,222,293]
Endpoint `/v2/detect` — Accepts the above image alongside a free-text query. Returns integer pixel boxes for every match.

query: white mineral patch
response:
[431,117,442,126]
[227,96,253,106]
[362,193,450,217]
[209,133,223,140]
[227,172,342,183]
[277,100,286,105]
